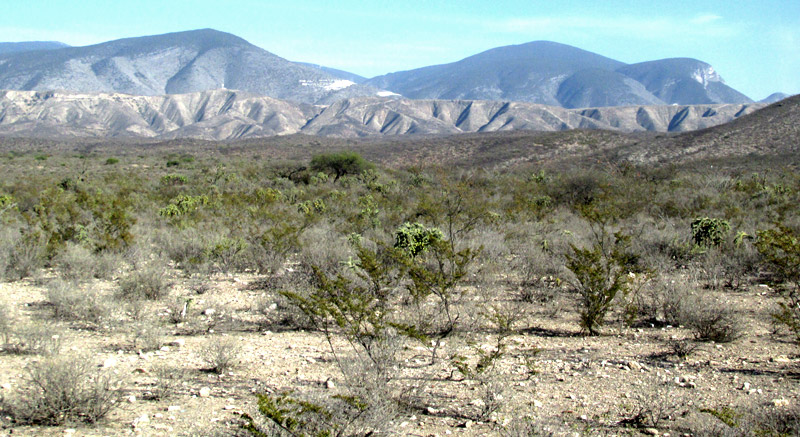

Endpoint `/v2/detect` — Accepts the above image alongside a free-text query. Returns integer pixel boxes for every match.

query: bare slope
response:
[0,90,764,140]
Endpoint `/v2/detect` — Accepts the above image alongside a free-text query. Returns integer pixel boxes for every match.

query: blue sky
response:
[1,0,797,100]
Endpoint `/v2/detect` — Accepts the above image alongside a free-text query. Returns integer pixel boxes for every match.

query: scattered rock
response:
[470,399,486,408]
[167,405,182,412]
[132,414,150,427]
[127,395,137,403]
[458,420,474,428]
[533,399,543,408]
[0,383,11,390]
[204,308,216,316]
[199,387,211,398]
[102,357,118,368]
[642,428,660,435]
[169,338,186,347]
[325,379,335,389]
[773,398,790,407]
[132,368,148,374]
[224,405,236,410]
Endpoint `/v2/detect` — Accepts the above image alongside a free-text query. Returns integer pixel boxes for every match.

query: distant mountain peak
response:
[0,29,381,104]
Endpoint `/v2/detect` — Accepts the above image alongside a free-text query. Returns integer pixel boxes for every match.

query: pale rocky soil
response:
[0,269,798,436]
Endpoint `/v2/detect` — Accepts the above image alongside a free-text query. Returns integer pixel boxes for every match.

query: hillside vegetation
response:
[0,139,798,434]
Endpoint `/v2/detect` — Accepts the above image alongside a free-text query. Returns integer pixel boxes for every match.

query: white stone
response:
[199,387,211,398]
[773,398,790,407]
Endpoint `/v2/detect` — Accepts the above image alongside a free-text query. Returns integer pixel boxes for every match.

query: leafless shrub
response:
[1,323,63,356]
[297,222,353,277]
[166,297,193,324]
[147,364,189,401]
[52,243,98,283]
[682,296,743,343]
[45,280,112,325]
[666,338,702,360]
[117,264,171,300]
[3,230,45,280]
[200,336,240,374]
[130,321,164,352]
[1,355,121,425]
[619,374,688,429]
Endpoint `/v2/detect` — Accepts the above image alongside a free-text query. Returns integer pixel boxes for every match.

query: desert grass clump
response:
[1,355,121,425]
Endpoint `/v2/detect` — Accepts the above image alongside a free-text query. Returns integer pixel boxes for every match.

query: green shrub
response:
[158,194,209,218]
[691,217,731,247]
[104,158,119,165]
[393,222,443,257]
[756,224,800,341]
[160,174,188,186]
[243,390,393,437]
[565,231,632,335]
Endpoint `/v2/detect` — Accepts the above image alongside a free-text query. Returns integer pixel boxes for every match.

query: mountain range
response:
[0,89,764,140]
[364,41,753,107]
[0,29,786,110]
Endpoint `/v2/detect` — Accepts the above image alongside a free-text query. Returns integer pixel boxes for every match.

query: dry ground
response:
[0,265,797,436]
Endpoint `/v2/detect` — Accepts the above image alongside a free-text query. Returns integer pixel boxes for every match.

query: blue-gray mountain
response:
[0,41,70,55]
[0,30,786,109]
[365,41,754,108]
[760,92,791,103]
[0,29,380,104]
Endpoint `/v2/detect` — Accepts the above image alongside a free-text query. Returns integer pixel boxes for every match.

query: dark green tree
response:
[310,152,372,182]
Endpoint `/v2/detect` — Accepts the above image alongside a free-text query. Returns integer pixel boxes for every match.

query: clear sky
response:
[1,0,797,100]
